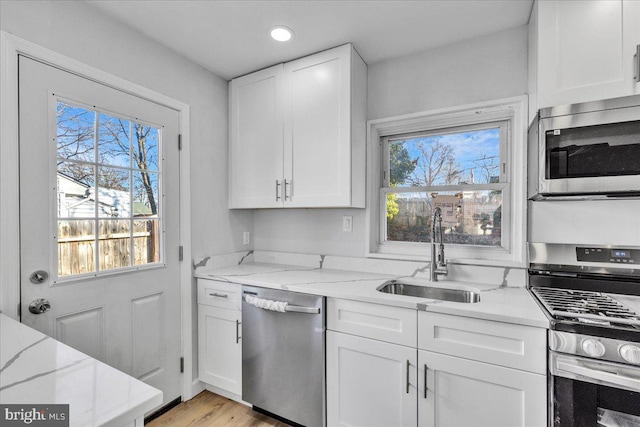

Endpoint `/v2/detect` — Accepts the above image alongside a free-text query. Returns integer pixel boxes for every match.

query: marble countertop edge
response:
[194,262,549,329]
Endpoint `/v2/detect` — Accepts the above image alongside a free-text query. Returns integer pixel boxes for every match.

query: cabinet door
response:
[229,64,284,208]
[418,350,547,427]
[327,331,417,427]
[197,305,242,395]
[283,45,352,207]
[537,0,640,108]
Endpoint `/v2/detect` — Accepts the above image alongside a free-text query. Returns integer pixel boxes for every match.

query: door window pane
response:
[97,167,131,218]
[134,219,159,265]
[98,113,131,168]
[98,220,131,270]
[58,220,96,277]
[56,102,95,162]
[55,101,163,278]
[133,171,159,216]
[132,124,159,171]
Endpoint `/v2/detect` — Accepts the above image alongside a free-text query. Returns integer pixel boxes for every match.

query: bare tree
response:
[409,138,462,186]
[99,118,159,214]
[472,153,500,183]
[57,103,159,215]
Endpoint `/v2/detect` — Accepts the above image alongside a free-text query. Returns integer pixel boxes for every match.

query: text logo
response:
[1,405,69,426]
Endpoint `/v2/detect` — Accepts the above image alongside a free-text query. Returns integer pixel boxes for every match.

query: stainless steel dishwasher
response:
[242,285,325,427]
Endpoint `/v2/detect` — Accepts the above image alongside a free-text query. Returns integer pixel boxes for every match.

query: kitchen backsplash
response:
[193,251,527,288]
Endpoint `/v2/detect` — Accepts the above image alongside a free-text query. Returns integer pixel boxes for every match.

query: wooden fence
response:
[57,219,159,277]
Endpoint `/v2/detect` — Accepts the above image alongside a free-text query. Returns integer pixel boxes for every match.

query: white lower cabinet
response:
[418,350,547,427]
[197,279,242,396]
[197,305,242,395]
[326,299,548,427]
[327,331,417,427]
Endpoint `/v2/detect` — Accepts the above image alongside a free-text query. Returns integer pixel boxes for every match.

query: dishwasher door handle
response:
[243,295,321,314]
[285,305,321,314]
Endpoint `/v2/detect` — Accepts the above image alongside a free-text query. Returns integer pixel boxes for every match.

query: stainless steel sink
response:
[377,280,481,303]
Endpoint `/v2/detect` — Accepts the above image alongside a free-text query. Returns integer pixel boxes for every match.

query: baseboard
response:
[203,383,250,406]
[190,379,205,400]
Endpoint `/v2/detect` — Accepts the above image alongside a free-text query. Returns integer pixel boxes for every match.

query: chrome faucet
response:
[430,207,448,282]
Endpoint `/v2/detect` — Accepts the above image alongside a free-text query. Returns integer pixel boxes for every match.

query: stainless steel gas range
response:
[528,242,640,427]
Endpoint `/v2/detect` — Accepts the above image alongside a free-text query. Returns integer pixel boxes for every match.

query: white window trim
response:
[366,96,528,267]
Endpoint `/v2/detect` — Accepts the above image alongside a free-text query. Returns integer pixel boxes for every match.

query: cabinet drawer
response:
[328,298,417,347]
[418,312,546,374]
[197,279,241,310]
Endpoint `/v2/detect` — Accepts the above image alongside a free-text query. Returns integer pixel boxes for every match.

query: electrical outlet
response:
[243,231,251,245]
[342,215,353,232]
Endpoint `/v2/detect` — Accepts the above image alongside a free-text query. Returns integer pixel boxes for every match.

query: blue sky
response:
[400,127,500,184]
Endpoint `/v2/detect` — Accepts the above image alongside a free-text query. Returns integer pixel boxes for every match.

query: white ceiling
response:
[88,0,533,81]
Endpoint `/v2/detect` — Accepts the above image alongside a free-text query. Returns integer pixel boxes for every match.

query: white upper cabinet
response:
[229,65,284,208]
[229,44,366,209]
[530,0,640,116]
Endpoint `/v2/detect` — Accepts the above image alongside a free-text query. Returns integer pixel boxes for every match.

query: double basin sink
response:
[377,279,481,303]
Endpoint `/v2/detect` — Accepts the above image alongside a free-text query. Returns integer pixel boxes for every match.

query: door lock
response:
[28,298,51,314]
[29,270,49,284]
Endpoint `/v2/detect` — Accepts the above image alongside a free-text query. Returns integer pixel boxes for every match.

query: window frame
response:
[366,96,528,267]
[51,95,166,284]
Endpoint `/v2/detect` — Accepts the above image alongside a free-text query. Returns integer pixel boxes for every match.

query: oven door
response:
[551,352,640,426]
[537,105,640,197]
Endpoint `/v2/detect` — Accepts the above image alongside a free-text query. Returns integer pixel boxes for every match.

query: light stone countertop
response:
[0,314,162,427]
[194,262,549,328]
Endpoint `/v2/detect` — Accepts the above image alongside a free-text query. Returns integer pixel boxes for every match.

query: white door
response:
[327,331,417,427]
[19,56,181,409]
[418,350,547,427]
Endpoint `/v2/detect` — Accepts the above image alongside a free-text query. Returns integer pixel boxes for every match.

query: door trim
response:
[0,31,197,400]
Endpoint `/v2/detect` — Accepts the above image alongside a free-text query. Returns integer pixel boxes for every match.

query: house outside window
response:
[367,97,527,266]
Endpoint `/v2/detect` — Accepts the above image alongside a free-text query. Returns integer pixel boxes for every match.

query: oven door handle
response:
[555,358,640,392]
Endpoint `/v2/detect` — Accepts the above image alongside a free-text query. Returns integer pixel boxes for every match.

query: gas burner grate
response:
[532,287,640,327]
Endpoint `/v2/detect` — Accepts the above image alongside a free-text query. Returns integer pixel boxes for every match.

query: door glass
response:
[545,121,640,179]
[56,101,162,279]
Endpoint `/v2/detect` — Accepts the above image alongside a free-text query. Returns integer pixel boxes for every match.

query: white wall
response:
[0,0,253,381]
[253,25,529,257]
[0,0,253,260]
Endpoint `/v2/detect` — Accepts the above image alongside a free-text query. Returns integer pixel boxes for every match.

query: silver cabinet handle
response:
[209,293,228,298]
[635,44,640,83]
[236,319,241,344]
[284,179,290,201]
[406,360,410,394]
[424,364,428,399]
[275,180,281,201]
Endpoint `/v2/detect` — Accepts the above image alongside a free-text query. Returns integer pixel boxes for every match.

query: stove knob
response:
[620,344,640,364]
[582,338,605,357]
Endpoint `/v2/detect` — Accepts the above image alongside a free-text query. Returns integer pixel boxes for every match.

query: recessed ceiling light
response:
[270,26,294,42]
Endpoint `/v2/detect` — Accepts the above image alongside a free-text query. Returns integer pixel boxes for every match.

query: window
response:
[368,97,527,266]
[55,100,162,280]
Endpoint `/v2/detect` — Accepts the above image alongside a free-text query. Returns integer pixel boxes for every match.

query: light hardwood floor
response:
[146,391,291,426]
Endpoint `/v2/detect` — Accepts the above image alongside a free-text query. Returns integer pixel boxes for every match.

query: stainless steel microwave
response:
[528,94,640,200]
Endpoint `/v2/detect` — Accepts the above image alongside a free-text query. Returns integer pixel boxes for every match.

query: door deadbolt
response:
[29,270,49,284]
[28,298,51,314]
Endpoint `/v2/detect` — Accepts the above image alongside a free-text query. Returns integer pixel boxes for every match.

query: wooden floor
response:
[146,391,291,427]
